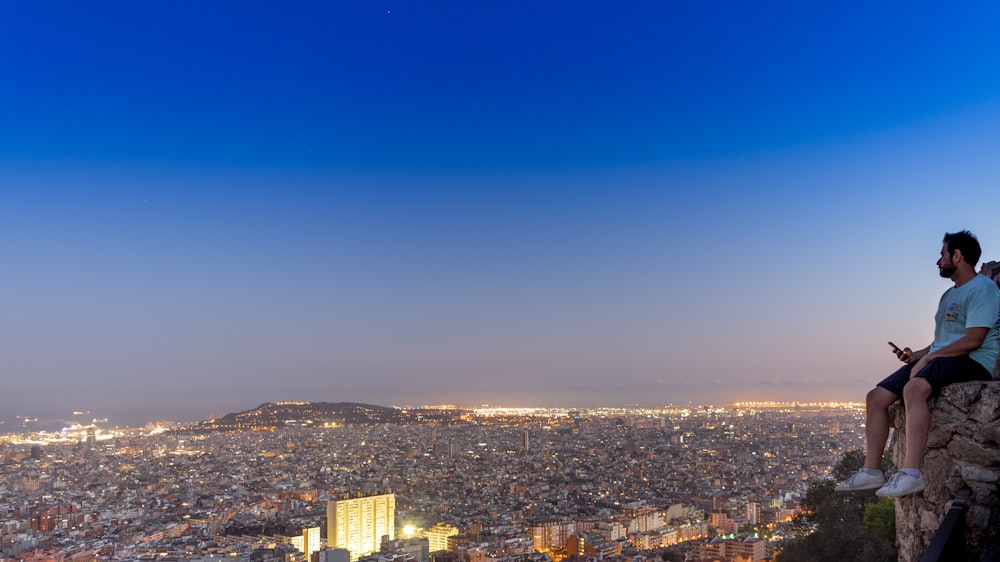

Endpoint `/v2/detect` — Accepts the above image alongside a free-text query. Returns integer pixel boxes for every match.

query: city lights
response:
[0,401,866,562]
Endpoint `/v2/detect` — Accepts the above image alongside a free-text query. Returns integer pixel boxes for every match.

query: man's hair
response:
[943,230,982,266]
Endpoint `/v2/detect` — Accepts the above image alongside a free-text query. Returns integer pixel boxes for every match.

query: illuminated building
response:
[291,527,321,561]
[327,493,395,561]
[709,512,738,535]
[425,522,458,553]
[567,534,585,556]
[693,538,770,561]
[573,529,624,557]
[746,502,761,525]
[528,519,574,551]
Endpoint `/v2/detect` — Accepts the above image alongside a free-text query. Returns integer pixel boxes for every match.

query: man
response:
[835,230,1000,497]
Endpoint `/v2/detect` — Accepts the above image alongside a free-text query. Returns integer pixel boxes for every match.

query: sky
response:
[3,1,1000,428]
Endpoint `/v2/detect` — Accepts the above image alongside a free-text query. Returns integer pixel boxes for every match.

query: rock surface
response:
[890,381,1000,562]
[983,261,1000,381]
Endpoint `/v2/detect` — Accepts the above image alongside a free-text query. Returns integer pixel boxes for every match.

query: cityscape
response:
[0,401,866,562]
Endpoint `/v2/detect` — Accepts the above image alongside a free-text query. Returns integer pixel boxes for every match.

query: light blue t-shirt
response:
[930,274,1000,375]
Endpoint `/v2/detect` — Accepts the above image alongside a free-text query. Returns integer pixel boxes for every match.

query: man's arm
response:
[909,327,990,377]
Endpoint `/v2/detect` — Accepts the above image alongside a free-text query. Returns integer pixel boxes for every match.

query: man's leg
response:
[874,375,932,497]
[865,386,900,469]
[901,377,932,469]
[835,366,909,492]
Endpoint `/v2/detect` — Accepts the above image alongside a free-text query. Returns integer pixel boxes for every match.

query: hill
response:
[190,401,461,431]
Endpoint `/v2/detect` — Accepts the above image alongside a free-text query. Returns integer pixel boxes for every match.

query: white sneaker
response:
[834,470,886,492]
[875,472,926,497]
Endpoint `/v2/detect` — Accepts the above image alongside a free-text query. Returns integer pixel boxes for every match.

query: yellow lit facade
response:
[327,493,395,561]
[291,526,321,560]
[425,522,459,553]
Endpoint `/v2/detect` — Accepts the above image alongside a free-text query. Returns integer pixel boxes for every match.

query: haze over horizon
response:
[3,2,1000,429]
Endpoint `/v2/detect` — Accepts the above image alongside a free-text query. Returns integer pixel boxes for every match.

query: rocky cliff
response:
[890,383,1000,561]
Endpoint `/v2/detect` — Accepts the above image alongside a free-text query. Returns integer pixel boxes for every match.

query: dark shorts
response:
[877,355,993,397]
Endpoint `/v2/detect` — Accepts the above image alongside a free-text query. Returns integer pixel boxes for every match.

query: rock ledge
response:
[890,381,1000,562]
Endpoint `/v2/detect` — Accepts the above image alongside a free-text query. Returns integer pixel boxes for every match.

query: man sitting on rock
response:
[835,230,1000,497]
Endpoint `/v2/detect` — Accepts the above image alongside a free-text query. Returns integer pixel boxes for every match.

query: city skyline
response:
[3,2,1000,427]
[4,400,862,435]
[0,403,863,560]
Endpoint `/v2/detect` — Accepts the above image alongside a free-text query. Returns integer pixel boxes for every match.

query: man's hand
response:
[898,345,930,373]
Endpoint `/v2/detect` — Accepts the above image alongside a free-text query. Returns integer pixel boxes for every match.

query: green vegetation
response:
[862,497,896,547]
[775,450,896,562]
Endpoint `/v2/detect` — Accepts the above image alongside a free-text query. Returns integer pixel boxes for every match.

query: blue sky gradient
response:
[3,1,1000,427]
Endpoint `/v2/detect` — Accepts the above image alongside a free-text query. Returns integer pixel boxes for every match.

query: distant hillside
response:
[189,401,462,431]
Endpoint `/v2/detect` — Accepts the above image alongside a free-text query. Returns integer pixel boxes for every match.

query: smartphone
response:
[888,341,902,353]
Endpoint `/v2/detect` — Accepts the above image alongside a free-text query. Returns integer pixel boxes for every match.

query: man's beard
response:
[939,265,957,278]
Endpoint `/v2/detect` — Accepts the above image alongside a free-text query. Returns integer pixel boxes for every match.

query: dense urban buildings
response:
[0,403,866,562]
